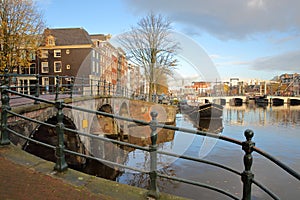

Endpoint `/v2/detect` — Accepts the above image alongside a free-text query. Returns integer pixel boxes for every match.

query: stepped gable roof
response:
[43,28,93,46]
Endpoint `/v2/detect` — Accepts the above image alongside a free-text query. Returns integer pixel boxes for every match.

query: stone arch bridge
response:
[7,96,177,167]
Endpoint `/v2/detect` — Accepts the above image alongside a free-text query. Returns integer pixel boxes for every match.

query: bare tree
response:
[117,13,180,101]
[0,0,45,73]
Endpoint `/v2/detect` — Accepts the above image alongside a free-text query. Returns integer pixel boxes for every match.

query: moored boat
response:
[255,95,268,107]
[180,102,223,124]
[229,98,243,106]
[198,103,224,118]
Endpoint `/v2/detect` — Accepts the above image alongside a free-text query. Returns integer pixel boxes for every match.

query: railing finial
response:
[241,129,255,200]
[244,129,254,141]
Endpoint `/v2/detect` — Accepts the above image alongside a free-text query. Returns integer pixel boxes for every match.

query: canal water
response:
[116,103,300,200]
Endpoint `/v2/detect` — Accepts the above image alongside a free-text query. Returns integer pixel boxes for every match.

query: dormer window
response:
[46,36,55,46]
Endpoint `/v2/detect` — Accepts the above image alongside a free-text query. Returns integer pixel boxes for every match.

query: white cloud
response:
[247,0,266,9]
[250,50,300,72]
[215,60,250,67]
[214,50,300,73]
[272,34,300,44]
[125,0,300,39]
[209,54,222,59]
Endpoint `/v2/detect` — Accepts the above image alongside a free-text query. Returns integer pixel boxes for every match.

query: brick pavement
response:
[0,145,185,200]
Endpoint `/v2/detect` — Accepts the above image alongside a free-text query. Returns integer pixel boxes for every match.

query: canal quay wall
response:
[0,144,185,200]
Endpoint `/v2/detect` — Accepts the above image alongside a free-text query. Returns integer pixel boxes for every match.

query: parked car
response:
[170,97,179,105]
[158,94,169,104]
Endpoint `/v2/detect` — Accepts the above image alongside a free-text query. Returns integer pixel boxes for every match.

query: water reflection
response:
[224,104,300,127]
[118,104,300,199]
[127,125,175,149]
[198,118,223,133]
[79,123,176,181]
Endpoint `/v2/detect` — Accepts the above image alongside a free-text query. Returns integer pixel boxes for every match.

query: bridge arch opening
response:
[23,116,86,168]
[90,103,117,138]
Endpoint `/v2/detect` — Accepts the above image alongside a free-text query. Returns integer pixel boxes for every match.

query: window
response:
[42,77,49,86]
[13,67,18,73]
[29,63,36,74]
[41,62,49,73]
[41,50,48,58]
[54,50,61,57]
[92,61,95,72]
[54,61,62,72]
[66,64,71,70]
[30,52,36,60]
[47,36,55,46]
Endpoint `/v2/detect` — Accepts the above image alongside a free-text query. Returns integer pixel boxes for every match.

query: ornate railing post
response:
[241,129,255,200]
[55,75,60,101]
[54,99,68,172]
[34,74,40,104]
[148,111,159,199]
[0,68,11,145]
[103,80,106,95]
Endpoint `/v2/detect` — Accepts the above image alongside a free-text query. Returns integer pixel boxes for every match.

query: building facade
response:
[37,28,97,94]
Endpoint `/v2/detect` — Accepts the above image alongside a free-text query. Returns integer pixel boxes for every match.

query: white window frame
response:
[42,77,49,86]
[54,61,62,72]
[41,62,49,73]
[41,50,48,58]
[54,49,61,58]
[47,37,55,46]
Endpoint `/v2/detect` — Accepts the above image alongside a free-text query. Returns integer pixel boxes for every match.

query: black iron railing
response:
[1,73,145,102]
[1,72,300,200]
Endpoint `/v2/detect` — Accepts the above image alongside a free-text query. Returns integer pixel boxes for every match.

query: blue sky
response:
[36,0,300,82]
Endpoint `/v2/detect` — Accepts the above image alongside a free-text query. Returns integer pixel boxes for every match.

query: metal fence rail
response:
[1,73,146,102]
[1,73,300,200]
